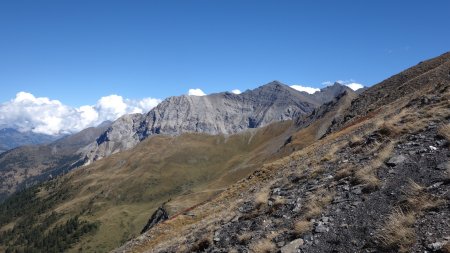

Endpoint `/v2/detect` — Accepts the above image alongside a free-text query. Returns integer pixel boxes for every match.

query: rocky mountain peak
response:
[83,81,348,164]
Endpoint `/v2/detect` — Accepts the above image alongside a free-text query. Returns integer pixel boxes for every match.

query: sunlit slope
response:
[48,121,294,252]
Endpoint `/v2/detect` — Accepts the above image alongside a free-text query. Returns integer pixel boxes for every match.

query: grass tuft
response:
[293,220,312,237]
[254,187,270,208]
[377,209,416,252]
[438,124,450,141]
[249,238,276,253]
[303,189,334,220]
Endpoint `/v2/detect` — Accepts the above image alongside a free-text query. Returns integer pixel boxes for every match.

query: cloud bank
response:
[188,88,206,96]
[231,89,242,94]
[290,85,321,94]
[0,92,161,135]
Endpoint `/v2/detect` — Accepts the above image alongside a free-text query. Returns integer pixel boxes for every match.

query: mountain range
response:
[0,121,111,200]
[0,52,449,253]
[0,128,62,154]
[83,81,352,164]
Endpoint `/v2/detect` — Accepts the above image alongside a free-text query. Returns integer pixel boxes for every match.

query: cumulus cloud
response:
[188,88,206,96]
[0,92,161,135]
[322,79,365,91]
[231,89,242,94]
[290,85,320,94]
[344,82,364,90]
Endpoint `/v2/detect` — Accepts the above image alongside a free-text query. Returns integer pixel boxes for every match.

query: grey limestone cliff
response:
[83,81,350,163]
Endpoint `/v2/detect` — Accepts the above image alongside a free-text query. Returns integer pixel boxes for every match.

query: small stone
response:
[314,224,328,233]
[351,201,362,207]
[280,239,304,253]
[429,146,438,151]
[428,182,444,189]
[437,162,449,170]
[352,187,362,195]
[303,234,313,242]
[427,241,444,251]
[343,185,350,191]
[340,223,349,229]
[386,155,407,167]
[277,241,286,247]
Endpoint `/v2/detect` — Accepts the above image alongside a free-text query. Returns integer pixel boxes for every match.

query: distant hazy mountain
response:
[84,81,351,163]
[0,121,111,200]
[0,128,62,153]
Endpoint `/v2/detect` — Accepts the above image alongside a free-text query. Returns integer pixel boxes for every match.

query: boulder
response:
[140,206,169,234]
[386,155,407,167]
[281,238,304,253]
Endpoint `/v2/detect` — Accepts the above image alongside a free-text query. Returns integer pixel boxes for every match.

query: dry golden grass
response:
[438,124,450,141]
[237,232,253,244]
[273,196,287,207]
[349,135,364,147]
[441,243,450,253]
[405,180,445,212]
[249,238,276,253]
[254,187,270,208]
[304,188,334,220]
[335,165,354,180]
[354,141,394,191]
[407,179,424,192]
[308,166,326,179]
[377,180,446,252]
[354,167,381,190]
[377,209,416,252]
[293,220,312,236]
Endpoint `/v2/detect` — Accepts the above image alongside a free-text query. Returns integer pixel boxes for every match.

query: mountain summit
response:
[83,81,348,163]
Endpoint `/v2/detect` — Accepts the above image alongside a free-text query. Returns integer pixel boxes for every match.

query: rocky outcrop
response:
[84,82,351,163]
[140,206,169,234]
[307,82,354,104]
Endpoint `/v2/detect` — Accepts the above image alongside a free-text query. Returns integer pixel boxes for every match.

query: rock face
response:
[140,207,169,234]
[307,82,354,104]
[84,82,350,163]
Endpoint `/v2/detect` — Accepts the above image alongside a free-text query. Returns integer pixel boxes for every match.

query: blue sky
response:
[0,0,449,107]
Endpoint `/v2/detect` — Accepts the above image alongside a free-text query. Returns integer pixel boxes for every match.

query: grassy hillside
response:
[0,120,298,252]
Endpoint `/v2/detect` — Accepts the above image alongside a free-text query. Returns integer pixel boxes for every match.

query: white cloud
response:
[188,88,206,96]
[344,82,364,91]
[0,92,161,135]
[290,85,320,94]
[231,89,242,94]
